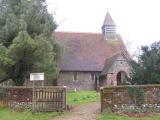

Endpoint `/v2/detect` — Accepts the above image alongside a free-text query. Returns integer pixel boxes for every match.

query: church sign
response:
[30,73,44,81]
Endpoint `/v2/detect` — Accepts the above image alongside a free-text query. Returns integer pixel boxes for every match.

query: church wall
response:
[57,71,97,90]
[106,55,131,86]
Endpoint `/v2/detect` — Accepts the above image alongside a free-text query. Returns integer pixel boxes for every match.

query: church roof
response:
[101,52,130,75]
[54,32,128,72]
[103,12,116,26]
[101,52,120,75]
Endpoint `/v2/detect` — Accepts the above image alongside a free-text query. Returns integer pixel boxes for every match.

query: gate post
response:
[63,86,67,111]
[32,80,36,113]
[100,87,104,113]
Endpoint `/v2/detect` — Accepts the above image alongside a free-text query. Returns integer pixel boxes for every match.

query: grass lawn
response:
[67,90,100,105]
[0,107,60,120]
[98,112,160,120]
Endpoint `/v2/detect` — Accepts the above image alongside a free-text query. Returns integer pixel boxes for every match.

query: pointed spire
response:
[102,10,116,39]
[103,11,116,26]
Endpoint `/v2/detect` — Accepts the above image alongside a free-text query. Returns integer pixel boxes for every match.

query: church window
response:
[91,73,95,80]
[74,72,78,81]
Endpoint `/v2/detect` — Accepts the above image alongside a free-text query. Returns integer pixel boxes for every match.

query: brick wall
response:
[0,87,32,108]
[100,85,160,112]
[106,55,131,86]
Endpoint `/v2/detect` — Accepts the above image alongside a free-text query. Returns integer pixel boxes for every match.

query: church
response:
[54,12,131,90]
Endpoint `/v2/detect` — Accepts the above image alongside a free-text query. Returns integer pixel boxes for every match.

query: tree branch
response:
[0,77,11,83]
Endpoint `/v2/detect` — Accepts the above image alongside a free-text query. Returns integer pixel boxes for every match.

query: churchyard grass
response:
[67,90,100,105]
[99,111,160,120]
[0,107,60,120]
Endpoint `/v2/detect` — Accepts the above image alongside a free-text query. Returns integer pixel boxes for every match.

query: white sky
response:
[47,0,160,56]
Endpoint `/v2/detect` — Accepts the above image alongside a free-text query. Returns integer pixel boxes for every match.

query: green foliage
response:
[67,91,99,105]
[0,88,7,100]
[0,0,62,85]
[127,87,145,106]
[99,111,160,120]
[0,107,59,120]
[130,41,160,84]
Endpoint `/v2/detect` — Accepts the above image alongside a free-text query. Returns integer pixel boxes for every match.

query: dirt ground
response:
[51,102,100,120]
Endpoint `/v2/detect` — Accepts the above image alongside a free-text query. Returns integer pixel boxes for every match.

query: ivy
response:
[127,87,145,106]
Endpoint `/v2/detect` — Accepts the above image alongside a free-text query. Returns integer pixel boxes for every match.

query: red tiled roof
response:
[54,32,128,71]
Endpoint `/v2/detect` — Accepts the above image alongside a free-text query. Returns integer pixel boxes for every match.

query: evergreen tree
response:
[130,41,160,84]
[0,0,62,85]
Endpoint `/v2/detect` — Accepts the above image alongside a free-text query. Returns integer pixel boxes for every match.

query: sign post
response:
[30,73,44,112]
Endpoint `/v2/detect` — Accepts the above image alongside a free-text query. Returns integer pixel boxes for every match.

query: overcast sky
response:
[47,0,160,56]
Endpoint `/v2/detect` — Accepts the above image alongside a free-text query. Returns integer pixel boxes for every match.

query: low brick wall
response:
[100,84,160,112]
[8,87,32,108]
[8,87,32,102]
[0,87,33,108]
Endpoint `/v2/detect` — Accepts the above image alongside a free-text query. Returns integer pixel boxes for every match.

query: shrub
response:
[127,87,145,106]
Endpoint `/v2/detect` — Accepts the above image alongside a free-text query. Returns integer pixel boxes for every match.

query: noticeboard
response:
[30,73,44,81]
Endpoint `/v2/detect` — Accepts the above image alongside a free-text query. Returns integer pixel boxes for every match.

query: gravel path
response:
[51,102,100,120]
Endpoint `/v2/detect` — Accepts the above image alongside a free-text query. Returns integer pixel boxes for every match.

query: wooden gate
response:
[33,86,66,112]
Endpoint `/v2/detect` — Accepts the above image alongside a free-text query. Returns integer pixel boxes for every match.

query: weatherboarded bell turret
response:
[102,11,116,39]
